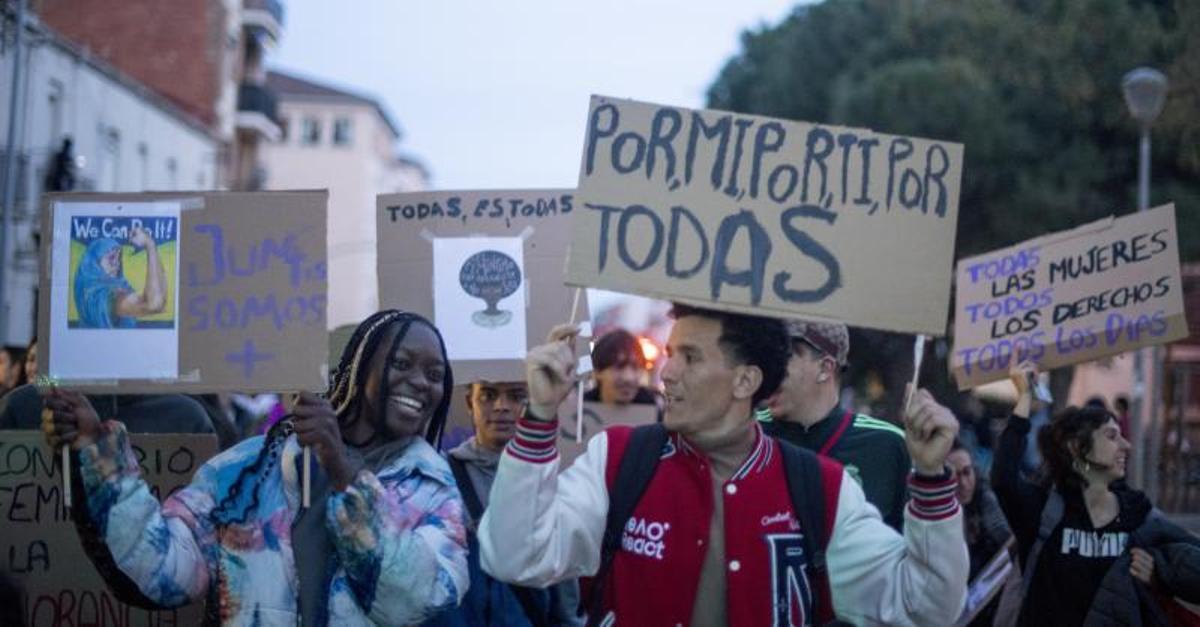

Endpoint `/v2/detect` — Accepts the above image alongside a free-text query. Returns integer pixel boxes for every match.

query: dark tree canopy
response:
[709,0,1198,262]
[707,0,1198,420]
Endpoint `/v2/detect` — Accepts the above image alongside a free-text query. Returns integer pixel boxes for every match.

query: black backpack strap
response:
[1021,489,1064,602]
[448,455,551,627]
[778,440,828,574]
[447,455,485,523]
[587,423,669,627]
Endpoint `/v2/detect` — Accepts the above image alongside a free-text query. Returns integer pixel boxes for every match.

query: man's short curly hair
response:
[668,303,790,406]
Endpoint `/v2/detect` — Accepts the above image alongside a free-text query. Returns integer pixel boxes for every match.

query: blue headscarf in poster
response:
[73,238,135,328]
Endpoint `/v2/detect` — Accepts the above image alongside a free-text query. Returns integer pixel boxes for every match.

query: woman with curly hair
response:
[42,310,468,625]
[993,361,1199,626]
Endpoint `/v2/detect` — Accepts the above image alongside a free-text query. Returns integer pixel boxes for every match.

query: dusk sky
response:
[275,0,801,190]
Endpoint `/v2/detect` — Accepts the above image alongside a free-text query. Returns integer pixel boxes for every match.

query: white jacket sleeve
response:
[826,470,970,626]
[478,420,610,587]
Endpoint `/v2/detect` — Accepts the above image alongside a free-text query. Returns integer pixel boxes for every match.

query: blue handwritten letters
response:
[184,222,326,381]
[565,96,964,336]
[951,205,1185,389]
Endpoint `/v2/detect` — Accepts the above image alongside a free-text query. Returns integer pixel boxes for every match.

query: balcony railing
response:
[242,0,284,43]
[237,83,278,121]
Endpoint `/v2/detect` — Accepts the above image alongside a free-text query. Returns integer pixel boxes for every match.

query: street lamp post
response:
[1121,67,1168,496]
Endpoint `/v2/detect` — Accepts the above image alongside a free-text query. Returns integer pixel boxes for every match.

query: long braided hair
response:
[211,310,454,526]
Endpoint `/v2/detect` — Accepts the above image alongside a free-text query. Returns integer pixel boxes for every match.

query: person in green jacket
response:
[759,319,912,530]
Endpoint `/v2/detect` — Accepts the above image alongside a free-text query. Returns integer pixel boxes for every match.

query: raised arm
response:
[43,388,215,607]
[990,361,1048,556]
[478,323,611,586]
[116,226,166,318]
[824,388,969,625]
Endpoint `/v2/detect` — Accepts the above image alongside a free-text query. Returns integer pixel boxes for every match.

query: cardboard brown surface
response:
[951,203,1189,389]
[0,430,218,626]
[39,191,329,393]
[377,190,588,383]
[566,96,963,335]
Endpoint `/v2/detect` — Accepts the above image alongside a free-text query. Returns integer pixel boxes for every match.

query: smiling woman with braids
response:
[41,310,469,625]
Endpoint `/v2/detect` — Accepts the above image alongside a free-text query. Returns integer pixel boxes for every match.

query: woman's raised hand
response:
[1008,360,1037,419]
[41,387,102,450]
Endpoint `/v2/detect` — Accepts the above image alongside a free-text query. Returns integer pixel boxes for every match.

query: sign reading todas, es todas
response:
[951,203,1188,389]
[565,96,964,335]
[377,189,588,384]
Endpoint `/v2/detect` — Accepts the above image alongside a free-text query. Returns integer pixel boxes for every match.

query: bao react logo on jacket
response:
[622,516,671,560]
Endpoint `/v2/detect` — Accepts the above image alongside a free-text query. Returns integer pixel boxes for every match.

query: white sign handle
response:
[903,335,927,415]
[302,445,311,508]
[62,444,71,515]
[567,287,586,443]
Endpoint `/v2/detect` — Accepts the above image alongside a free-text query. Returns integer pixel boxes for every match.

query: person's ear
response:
[732,364,763,401]
[816,358,834,383]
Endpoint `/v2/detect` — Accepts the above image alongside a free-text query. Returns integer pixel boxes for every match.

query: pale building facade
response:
[262,70,428,329]
[0,14,219,345]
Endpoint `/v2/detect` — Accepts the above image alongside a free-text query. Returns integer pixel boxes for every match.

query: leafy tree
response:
[708,0,1198,420]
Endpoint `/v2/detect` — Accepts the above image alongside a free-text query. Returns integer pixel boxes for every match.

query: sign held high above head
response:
[40,191,329,393]
[377,189,588,383]
[565,96,964,335]
[952,203,1188,389]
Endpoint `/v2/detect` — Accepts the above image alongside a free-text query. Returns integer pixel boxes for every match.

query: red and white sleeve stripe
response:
[505,415,559,464]
[907,472,960,521]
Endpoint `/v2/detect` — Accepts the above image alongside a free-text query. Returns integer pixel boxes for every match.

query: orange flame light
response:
[637,336,660,368]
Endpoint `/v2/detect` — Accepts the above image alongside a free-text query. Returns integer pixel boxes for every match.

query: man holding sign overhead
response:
[477,96,970,626]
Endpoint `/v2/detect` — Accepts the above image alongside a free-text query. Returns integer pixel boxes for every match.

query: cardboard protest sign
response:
[556,401,658,469]
[952,203,1188,389]
[565,96,963,335]
[40,191,329,393]
[377,190,589,383]
[955,538,1016,627]
[0,430,218,626]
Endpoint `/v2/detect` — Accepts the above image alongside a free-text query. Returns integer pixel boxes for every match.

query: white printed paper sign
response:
[433,237,528,361]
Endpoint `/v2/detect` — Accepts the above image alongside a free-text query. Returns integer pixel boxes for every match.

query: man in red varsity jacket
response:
[479,305,968,626]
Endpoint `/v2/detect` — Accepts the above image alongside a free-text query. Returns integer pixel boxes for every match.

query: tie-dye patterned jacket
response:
[75,421,469,625]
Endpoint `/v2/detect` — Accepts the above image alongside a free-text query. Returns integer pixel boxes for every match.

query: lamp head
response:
[1122,67,1168,127]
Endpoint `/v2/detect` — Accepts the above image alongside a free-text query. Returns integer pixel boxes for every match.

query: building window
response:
[279,115,290,142]
[333,117,353,146]
[301,117,321,146]
[138,143,149,190]
[47,80,64,146]
[100,127,120,190]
